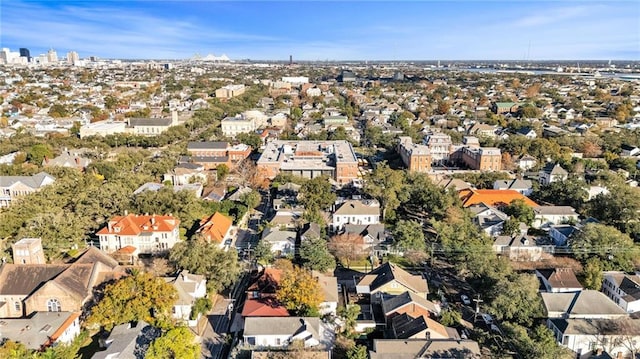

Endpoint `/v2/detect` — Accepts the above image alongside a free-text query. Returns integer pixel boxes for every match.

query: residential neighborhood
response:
[1,56,640,359]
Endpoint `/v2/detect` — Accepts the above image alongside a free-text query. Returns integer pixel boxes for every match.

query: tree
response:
[299,176,336,212]
[569,223,637,271]
[299,237,336,272]
[532,179,588,211]
[501,218,521,236]
[145,326,200,359]
[503,323,574,359]
[338,305,361,336]
[236,132,262,149]
[489,273,542,326]
[190,297,212,320]
[48,103,69,118]
[439,308,462,326]
[503,199,535,226]
[346,345,368,359]
[27,143,53,164]
[276,265,323,316]
[253,239,275,265]
[365,162,405,220]
[240,190,261,210]
[216,164,229,181]
[87,272,178,330]
[392,220,425,251]
[328,233,367,268]
[582,257,604,290]
[586,187,640,237]
[169,239,241,293]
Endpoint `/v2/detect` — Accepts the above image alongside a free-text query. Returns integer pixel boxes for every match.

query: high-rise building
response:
[19,48,30,61]
[66,51,79,65]
[46,48,58,63]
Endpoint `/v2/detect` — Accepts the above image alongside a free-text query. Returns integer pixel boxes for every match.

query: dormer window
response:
[114,226,121,233]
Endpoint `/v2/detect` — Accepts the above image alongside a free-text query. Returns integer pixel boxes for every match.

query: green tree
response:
[503,323,574,359]
[240,190,261,210]
[299,176,336,212]
[146,326,199,359]
[569,223,637,271]
[170,239,241,293]
[87,272,178,330]
[531,179,588,210]
[501,218,521,236]
[365,162,405,221]
[439,308,462,326]
[276,265,323,316]
[586,186,640,237]
[503,199,535,226]
[299,237,336,272]
[27,143,53,164]
[346,345,368,359]
[48,103,69,118]
[392,219,425,251]
[338,304,361,336]
[236,132,262,149]
[253,239,275,265]
[582,257,604,290]
[489,273,542,326]
[216,164,229,181]
[190,297,212,320]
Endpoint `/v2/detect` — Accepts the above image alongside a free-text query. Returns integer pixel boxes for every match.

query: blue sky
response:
[1,1,639,60]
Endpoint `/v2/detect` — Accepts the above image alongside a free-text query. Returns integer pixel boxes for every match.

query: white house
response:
[532,206,579,228]
[468,203,508,237]
[548,318,640,359]
[536,268,583,293]
[493,179,534,196]
[0,172,55,207]
[261,227,296,256]
[97,213,181,254]
[314,272,339,316]
[243,317,332,349]
[165,271,207,327]
[516,155,537,171]
[331,199,380,232]
[539,163,569,185]
[602,272,640,313]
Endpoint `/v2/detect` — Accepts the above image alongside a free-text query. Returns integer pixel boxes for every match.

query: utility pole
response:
[473,294,483,323]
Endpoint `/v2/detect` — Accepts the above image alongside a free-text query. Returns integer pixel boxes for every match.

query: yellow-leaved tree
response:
[276,265,323,317]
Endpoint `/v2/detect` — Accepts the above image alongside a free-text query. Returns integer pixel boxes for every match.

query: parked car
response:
[481,313,494,325]
[490,324,503,335]
[224,239,232,246]
[461,294,471,305]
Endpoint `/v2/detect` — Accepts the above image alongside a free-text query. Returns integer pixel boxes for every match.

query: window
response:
[14,301,20,312]
[47,299,61,312]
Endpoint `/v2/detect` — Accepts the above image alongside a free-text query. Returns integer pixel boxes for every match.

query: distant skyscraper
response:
[47,48,58,63]
[67,51,79,65]
[19,48,30,60]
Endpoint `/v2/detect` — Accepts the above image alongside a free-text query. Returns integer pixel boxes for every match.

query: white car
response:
[461,294,471,305]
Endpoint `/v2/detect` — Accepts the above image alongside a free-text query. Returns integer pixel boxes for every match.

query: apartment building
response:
[221,116,256,138]
[186,141,252,170]
[397,137,432,173]
[423,133,452,164]
[461,146,502,171]
[215,84,246,99]
[256,140,358,185]
[97,213,181,254]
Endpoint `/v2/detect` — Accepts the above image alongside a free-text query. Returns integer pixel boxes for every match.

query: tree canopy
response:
[569,223,638,271]
[276,265,323,316]
[392,219,426,251]
[299,237,336,272]
[145,326,200,359]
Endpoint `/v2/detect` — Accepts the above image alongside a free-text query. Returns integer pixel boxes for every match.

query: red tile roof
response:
[458,189,538,208]
[241,297,290,317]
[97,214,179,235]
[197,212,233,243]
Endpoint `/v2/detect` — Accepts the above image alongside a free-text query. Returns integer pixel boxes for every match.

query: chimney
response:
[124,210,128,216]
[171,110,178,125]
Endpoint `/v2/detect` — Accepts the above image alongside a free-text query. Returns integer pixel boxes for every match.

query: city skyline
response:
[1,0,639,61]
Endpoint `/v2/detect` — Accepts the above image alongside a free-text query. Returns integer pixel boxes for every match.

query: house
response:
[0,172,55,207]
[261,227,297,256]
[381,291,441,320]
[243,317,332,349]
[42,151,91,170]
[251,351,331,359]
[493,229,543,261]
[468,203,508,237]
[541,290,628,319]
[536,268,583,293]
[331,199,380,232]
[97,213,181,254]
[620,144,640,157]
[549,224,580,246]
[369,339,481,359]
[164,271,207,326]
[162,163,208,186]
[241,297,290,318]
[467,123,497,139]
[356,263,429,301]
[0,246,121,318]
[92,320,160,359]
[387,313,452,340]
[532,206,579,228]
[0,311,81,350]
[493,179,533,196]
[587,186,610,201]
[547,318,640,359]
[492,102,519,114]
[516,127,537,139]
[602,272,640,313]
[196,212,234,246]
[343,224,387,249]
[458,188,538,208]
[539,163,568,185]
[314,272,339,316]
[516,154,537,171]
